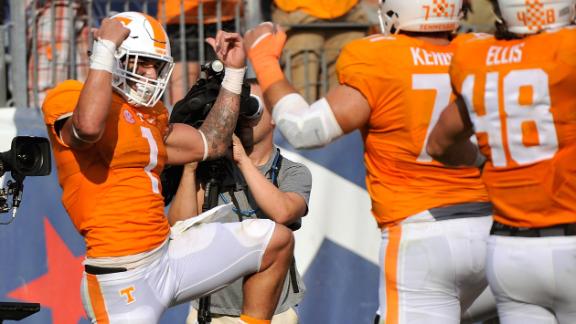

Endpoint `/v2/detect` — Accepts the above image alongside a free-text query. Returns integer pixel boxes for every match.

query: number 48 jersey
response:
[450,28,576,228]
[336,34,488,228]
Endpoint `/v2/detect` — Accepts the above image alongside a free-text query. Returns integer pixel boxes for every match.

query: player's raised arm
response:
[165,31,246,164]
[60,18,130,149]
[243,22,370,149]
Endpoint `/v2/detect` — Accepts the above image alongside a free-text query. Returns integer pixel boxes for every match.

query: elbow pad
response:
[272,94,344,149]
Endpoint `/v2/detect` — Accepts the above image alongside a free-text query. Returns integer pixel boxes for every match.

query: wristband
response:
[221,66,246,94]
[247,29,287,92]
[198,129,209,161]
[90,38,116,73]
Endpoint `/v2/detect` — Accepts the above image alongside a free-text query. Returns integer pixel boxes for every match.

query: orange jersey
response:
[42,80,170,258]
[451,28,576,228]
[274,0,358,19]
[157,0,239,25]
[337,34,488,228]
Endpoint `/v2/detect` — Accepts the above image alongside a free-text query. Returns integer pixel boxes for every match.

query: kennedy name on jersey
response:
[411,47,452,66]
[487,43,525,66]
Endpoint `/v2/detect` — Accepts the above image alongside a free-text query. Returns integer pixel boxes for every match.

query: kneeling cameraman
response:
[167,80,311,324]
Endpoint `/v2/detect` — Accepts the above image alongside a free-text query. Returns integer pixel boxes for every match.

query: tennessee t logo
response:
[119,286,136,304]
[114,17,133,26]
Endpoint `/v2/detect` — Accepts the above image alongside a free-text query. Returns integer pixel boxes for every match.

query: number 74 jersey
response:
[450,28,576,228]
[336,34,488,229]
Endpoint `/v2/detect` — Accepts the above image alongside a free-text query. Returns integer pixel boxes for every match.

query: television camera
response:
[0,136,51,225]
[169,60,263,128]
[162,60,263,210]
[0,136,49,321]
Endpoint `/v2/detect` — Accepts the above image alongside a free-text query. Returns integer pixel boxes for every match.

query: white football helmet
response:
[494,0,576,34]
[378,0,463,35]
[110,12,174,107]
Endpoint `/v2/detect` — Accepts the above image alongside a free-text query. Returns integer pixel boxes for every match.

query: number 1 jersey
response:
[42,80,170,257]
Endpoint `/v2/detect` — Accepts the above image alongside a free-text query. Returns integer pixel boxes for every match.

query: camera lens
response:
[15,145,42,174]
[240,94,263,120]
[210,60,224,73]
[201,60,224,75]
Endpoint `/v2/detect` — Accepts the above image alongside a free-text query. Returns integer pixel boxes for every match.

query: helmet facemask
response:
[378,4,400,35]
[109,11,175,108]
[112,49,174,108]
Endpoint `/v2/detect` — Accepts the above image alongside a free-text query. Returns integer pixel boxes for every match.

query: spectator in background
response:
[26,0,90,107]
[158,0,240,104]
[271,0,369,101]
[460,0,496,33]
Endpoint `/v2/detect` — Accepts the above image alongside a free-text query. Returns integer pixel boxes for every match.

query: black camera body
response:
[0,136,51,178]
[169,60,262,128]
[1,136,51,224]
[162,61,261,206]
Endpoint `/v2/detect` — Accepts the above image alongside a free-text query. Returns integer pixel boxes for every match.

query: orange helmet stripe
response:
[143,14,168,51]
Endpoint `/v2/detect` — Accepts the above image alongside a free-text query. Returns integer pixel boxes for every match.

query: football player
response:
[243,1,493,323]
[427,0,576,322]
[41,11,293,324]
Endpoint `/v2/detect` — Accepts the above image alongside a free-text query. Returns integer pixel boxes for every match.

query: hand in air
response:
[94,18,130,48]
[243,22,286,60]
[206,31,246,69]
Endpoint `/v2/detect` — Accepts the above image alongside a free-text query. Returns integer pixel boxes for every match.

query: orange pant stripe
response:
[87,273,110,324]
[385,225,402,324]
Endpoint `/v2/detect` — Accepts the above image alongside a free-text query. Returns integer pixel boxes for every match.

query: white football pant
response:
[81,218,275,324]
[378,214,492,324]
[487,235,576,324]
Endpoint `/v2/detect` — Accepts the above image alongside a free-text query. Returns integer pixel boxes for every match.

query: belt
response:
[84,264,127,275]
[490,221,576,237]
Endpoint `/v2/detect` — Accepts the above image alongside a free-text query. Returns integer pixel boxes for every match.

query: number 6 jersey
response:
[42,80,170,258]
[336,34,489,229]
[450,28,576,228]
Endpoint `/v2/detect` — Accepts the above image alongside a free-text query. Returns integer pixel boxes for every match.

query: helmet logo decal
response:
[517,0,556,32]
[110,12,174,107]
[423,0,457,20]
[123,109,136,124]
[115,16,133,26]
